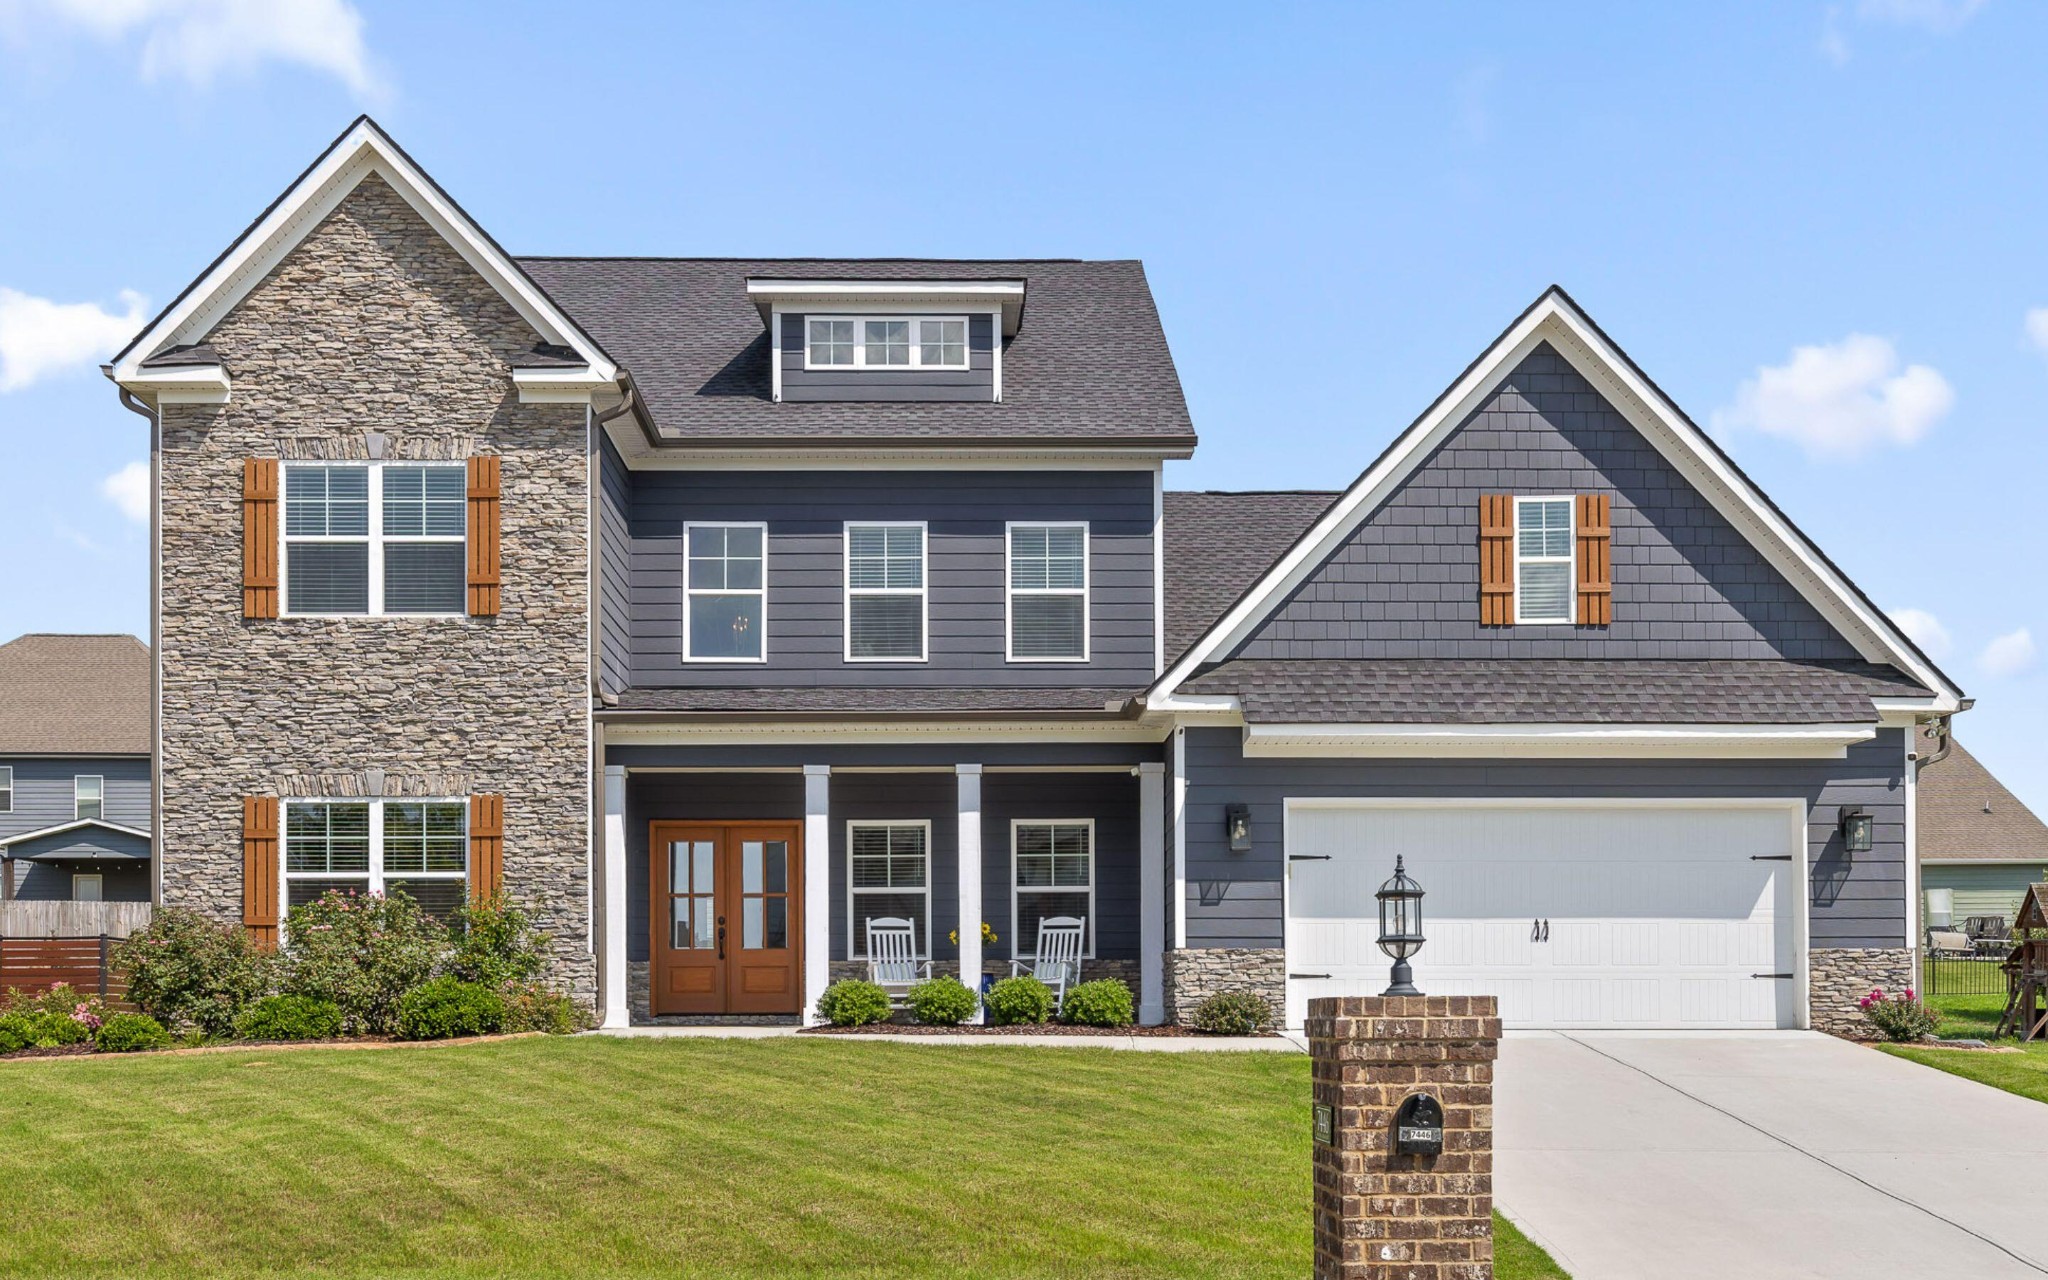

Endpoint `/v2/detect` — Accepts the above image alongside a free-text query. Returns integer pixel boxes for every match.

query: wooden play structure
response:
[1996,883,2048,1041]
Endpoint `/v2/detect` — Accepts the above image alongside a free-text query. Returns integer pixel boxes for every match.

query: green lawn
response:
[1879,993,2048,1104]
[0,1037,1566,1279]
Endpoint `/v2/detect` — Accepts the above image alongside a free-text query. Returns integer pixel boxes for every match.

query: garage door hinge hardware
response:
[1289,973,1332,980]
[1288,855,1331,862]
[1749,855,1793,861]
[1753,972,1795,979]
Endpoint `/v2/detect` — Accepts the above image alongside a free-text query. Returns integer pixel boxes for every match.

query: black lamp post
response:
[1376,854,1426,997]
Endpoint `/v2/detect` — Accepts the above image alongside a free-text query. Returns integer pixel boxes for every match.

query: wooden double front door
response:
[649,822,803,1016]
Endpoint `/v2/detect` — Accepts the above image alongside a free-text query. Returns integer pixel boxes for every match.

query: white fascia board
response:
[123,364,233,404]
[1148,289,1962,711]
[601,718,1168,746]
[1239,721,1877,760]
[512,366,612,404]
[111,117,615,387]
[0,818,153,849]
[749,280,1026,335]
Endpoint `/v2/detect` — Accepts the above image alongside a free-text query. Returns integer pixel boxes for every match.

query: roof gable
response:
[1919,740,2048,863]
[1150,287,1962,712]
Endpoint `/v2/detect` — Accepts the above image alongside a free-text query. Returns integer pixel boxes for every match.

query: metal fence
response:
[1921,955,2009,997]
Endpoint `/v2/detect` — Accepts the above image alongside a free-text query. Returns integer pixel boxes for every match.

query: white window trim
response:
[1011,817,1096,960]
[1004,520,1091,663]
[843,521,930,663]
[279,461,468,619]
[74,775,103,822]
[803,314,971,371]
[846,819,933,961]
[682,520,769,665]
[0,765,11,814]
[1512,494,1576,626]
[279,797,470,935]
[72,873,102,901]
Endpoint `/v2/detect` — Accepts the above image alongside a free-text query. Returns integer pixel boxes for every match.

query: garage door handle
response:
[1750,855,1793,862]
[1753,972,1795,979]
[1289,973,1331,980]
[1288,855,1331,862]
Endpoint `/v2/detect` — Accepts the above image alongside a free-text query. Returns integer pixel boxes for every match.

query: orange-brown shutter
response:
[467,455,501,617]
[1575,493,1613,626]
[242,459,279,620]
[469,794,504,904]
[242,796,279,950]
[1478,494,1515,626]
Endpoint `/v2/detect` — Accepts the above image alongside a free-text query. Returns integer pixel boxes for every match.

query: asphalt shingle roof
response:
[1917,739,2048,863]
[515,258,1196,448]
[1181,658,1929,724]
[1161,490,1339,662]
[0,634,150,755]
[609,686,1135,716]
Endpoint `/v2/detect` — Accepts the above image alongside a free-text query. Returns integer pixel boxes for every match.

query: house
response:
[105,117,1964,1034]
[0,634,152,903]
[1917,739,2048,930]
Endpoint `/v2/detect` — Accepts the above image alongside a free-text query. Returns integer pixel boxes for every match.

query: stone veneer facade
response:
[156,174,594,1002]
[1809,946,1915,1039]
[1164,946,1286,1027]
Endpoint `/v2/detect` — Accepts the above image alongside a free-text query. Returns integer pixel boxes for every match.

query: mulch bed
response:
[801,1022,1271,1038]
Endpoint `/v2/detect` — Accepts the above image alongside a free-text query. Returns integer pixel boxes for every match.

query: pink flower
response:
[1903,989,1915,1000]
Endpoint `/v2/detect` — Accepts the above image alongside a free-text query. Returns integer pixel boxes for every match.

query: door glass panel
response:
[743,897,764,949]
[668,843,690,894]
[670,897,691,949]
[743,841,763,895]
[692,896,715,949]
[763,842,788,893]
[692,842,715,894]
[765,897,788,949]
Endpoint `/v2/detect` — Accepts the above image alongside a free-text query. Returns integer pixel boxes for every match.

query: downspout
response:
[115,386,161,909]
[1917,714,1954,769]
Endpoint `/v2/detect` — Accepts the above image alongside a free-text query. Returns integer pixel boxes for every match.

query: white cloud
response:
[2024,307,2048,359]
[1711,333,1953,459]
[18,0,386,99]
[101,460,149,523]
[1888,607,1951,659]
[0,286,147,392]
[1980,627,2037,678]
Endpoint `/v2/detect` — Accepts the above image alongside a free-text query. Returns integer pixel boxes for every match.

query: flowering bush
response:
[2,983,112,1028]
[445,897,551,988]
[1860,988,1940,1042]
[280,890,446,1035]
[0,1010,92,1051]
[112,910,272,1036]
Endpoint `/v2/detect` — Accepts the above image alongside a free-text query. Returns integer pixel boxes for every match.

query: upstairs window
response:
[74,775,102,822]
[1514,496,1574,625]
[1007,523,1088,661]
[283,463,466,616]
[805,316,969,370]
[845,523,926,661]
[685,523,766,662]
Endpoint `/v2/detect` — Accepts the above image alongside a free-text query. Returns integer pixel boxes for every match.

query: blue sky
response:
[1,0,2043,803]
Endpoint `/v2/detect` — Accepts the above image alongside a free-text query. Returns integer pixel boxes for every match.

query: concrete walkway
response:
[589,1025,1304,1051]
[1498,1031,2048,1280]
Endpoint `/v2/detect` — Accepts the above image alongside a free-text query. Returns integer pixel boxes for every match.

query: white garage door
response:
[1284,801,1803,1030]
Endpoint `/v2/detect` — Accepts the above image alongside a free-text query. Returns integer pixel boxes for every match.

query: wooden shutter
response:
[242,459,279,620]
[1478,494,1515,626]
[470,794,504,903]
[467,455,501,617]
[242,796,279,950]
[1575,493,1613,626]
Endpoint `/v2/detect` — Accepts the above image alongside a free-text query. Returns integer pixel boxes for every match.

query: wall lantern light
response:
[1839,807,1874,855]
[1225,804,1252,853]
[1376,854,1426,997]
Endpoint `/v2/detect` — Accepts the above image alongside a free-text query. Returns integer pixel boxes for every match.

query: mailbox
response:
[1393,1093,1444,1157]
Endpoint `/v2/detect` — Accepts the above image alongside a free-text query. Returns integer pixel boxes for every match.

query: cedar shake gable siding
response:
[155,174,593,998]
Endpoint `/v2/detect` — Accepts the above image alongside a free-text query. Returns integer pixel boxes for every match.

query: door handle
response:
[717,916,727,960]
[1532,919,1541,942]
[1542,919,1550,942]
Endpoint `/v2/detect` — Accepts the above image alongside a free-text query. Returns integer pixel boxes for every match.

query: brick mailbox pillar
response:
[1307,995,1501,1280]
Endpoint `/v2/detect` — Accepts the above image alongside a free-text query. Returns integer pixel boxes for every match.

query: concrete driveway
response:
[1497,1032,2048,1280]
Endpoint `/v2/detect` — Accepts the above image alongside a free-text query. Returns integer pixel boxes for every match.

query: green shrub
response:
[984,976,1054,1026]
[3,983,113,1031]
[94,1013,171,1053]
[816,979,892,1027]
[1192,991,1271,1036]
[233,995,346,1042]
[395,978,506,1041]
[905,975,978,1026]
[1059,978,1134,1027]
[501,983,590,1035]
[112,909,272,1036]
[0,1014,31,1052]
[0,1010,92,1050]
[446,898,551,988]
[281,890,447,1035]
[1860,988,1940,1042]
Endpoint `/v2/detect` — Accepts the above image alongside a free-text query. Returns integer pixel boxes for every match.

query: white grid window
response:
[848,822,930,959]
[0,766,12,814]
[1007,523,1088,661]
[1514,497,1574,625]
[845,523,927,661]
[74,775,103,822]
[284,463,466,616]
[1013,821,1094,959]
[803,315,970,370]
[685,523,766,662]
[284,799,468,920]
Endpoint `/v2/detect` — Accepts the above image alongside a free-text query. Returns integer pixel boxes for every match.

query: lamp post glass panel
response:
[1376,855,1425,996]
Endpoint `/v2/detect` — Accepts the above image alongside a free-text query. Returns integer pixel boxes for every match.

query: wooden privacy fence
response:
[0,936,127,1001]
[0,900,152,940]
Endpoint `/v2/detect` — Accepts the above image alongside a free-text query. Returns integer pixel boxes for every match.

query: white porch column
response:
[600,765,629,1030]
[956,763,984,1022]
[1138,761,1166,1025]
[803,765,831,1026]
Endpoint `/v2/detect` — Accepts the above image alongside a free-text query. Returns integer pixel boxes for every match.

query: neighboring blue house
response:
[0,635,152,903]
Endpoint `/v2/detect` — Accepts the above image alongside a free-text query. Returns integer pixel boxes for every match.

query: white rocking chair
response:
[865,917,932,1007]
[1009,916,1085,1013]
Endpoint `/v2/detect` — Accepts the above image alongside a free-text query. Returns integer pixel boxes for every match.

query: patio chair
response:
[1927,929,1974,960]
[864,917,932,1007]
[1009,916,1085,1013]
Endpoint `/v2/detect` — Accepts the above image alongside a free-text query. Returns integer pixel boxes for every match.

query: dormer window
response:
[804,316,971,371]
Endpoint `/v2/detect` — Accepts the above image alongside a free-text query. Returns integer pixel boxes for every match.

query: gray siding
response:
[597,433,633,695]
[0,757,150,842]
[1232,343,1860,662]
[1179,726,1908,950]
[779,313,996,403]
[621,469,1157,688]
[14,858,150,902]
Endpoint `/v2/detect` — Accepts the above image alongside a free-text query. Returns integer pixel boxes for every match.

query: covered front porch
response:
[595,740,1169,1027]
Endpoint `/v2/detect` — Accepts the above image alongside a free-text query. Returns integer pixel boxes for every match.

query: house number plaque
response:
[1312,1102,1334,1145]
[1393,1093,1444,1156]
